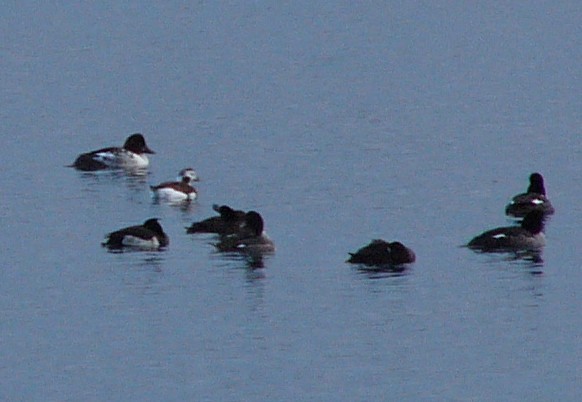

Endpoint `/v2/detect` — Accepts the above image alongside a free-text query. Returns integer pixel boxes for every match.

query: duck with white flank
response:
[467,210,545,252]
[102,218,168,250]
[347,239,416,267]
[70,133,155,171]
[505,173,554,218]
[150,168,198,202]
[215,211,275,254]
[186,204,246,234]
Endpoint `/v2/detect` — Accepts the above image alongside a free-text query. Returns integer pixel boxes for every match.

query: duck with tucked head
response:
[186,204,246,234]
[347,239,416,267]
[505,173,554,218]
[70,133,155,171]
[467,210,545,252]
[102,218,169,250]
[150,168,198,202]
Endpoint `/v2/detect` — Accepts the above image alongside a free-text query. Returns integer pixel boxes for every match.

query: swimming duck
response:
[102,218,168,250]
[467,210,545,252]
[215,211,275,253]
[347,239,416,266]
[70,133,155,171]
[186,204,246,234]
[505,173,554,218]
[150,169,198,202]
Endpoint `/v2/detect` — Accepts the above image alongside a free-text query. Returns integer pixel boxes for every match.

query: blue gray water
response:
[1,2,580,401]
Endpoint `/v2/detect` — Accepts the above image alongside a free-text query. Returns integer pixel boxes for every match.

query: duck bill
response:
[143,146,155,154]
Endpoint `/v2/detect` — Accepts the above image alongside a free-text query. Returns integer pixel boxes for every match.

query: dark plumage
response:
[347,239,416,266]
[214,211,275,253]
[103,218,168,250]
[71,153,110,171]
[70,133,155,171]
[186,204,246,234]
[468,210,545,252]
[505,173,554,218]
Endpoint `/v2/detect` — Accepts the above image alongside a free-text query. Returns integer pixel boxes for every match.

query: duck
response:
[186,204,246,234]
[102,218,169,250]
[505,173,554,218]
[70,133,155,171]
[467,210,545,252]
[176,167,199,182]
[347,239,416,266]
[150,168,198,202]
[215,211,275,253]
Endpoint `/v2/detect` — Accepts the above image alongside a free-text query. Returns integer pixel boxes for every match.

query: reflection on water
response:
[94,251,169,297]
[105,249,166,266]
[76,168,150,187]
[74,169,159,209]
[470,247,545,275]
[151,196,199,214]
[509,250,545,275]
[77,167,150,180]
[244,267,266,282]
[204,247,268,314]
[210,249,273,273]
[352,263,411,280]
[243,269,266,314]
[135,252,166,268]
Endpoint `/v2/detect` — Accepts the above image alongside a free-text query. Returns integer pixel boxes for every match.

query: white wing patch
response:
[492,234,507,239]
[94,151,118,166]
[531,198,543,205]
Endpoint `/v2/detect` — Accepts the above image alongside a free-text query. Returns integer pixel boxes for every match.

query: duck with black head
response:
[102,218,168,250]
[468,210,546,252]
[215,211,275,254]
[70,133,155,171]
[505,173,554,218]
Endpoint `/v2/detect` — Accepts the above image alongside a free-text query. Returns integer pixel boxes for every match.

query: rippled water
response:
[1,2,580,401]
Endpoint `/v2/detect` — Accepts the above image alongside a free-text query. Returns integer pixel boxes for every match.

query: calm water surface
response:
[1,2,580,401]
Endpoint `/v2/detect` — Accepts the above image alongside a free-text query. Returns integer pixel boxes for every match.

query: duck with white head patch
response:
[102,218,169,250]
[150,168,199,202]
[176,168,199,182]
[505,173,554,218]
[467,210,545,252]
[70,133,155,171]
